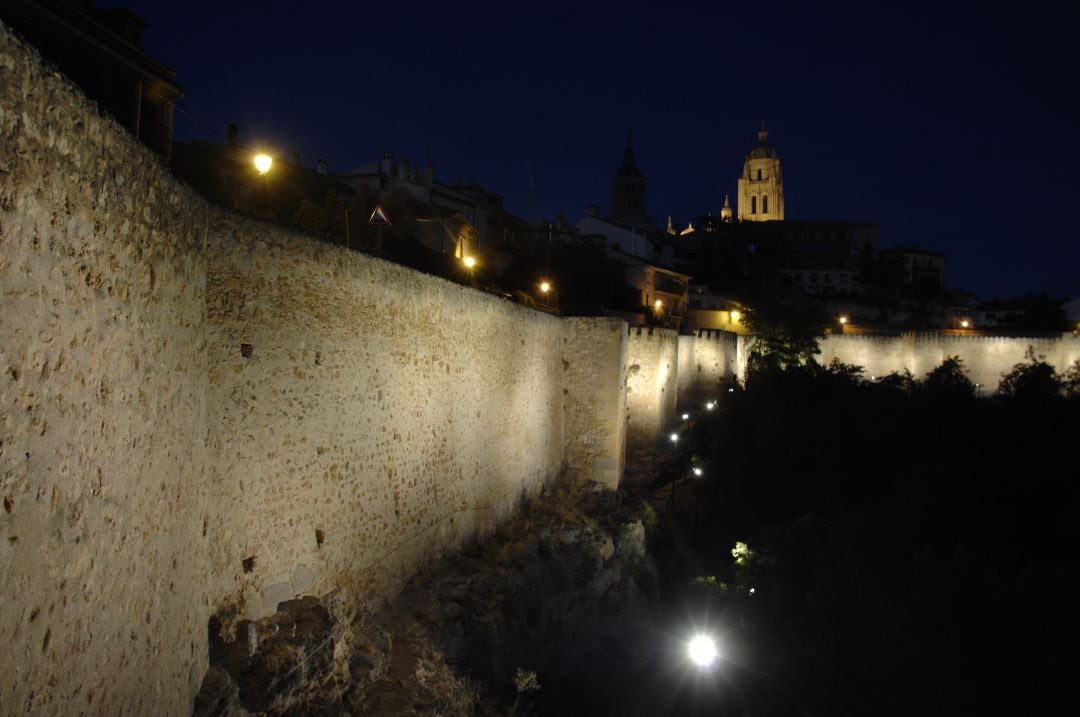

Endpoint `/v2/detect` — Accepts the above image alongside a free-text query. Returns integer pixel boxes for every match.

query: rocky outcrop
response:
[192,484,659,715]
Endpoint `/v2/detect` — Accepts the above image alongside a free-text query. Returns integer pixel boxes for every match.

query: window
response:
[756,169,762,180]
[751,196,757,214]
[763,195,769,214]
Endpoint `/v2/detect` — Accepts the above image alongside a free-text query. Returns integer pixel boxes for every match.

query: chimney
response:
[315,159,329,175]
[228,123,240,146]
[380,153,393,175]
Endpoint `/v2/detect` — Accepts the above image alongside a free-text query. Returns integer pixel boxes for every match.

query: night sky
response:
[125,0,1080,300]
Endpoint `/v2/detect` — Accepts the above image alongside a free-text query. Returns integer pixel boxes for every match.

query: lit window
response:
[751,196,757,214]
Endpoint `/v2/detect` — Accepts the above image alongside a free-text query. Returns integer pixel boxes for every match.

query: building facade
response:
[737,127,785,221]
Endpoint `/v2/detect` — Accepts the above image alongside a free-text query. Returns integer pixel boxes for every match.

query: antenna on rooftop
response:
[528,162,535,225]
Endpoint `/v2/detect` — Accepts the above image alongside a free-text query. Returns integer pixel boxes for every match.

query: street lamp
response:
[687,634,719,669]
[461,255,477,287]
[253,153,273,175]
[540,280,551,294]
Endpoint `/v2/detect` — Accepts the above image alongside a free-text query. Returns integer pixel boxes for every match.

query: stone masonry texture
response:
[3,18,1079,715]
[0,23,628,715]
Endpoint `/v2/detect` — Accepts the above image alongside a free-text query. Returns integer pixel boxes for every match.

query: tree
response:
[741,288,831,371]
[997,346,1061,401]
[1062,360,1080,399]
[921,356,976,399]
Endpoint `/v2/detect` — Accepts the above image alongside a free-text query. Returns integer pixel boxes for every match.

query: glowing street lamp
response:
[730,310,741,323]
[692,466,703,477]
[654,299,663,309]
[669,433,679,443]
[540,281,551,293]
[463,256,476,269]
[681,413,690,421]
[838,315,849,325]
[253,153,273,175]
[960,319,971,329]
[687,634,718,669]
[705,401,715,411]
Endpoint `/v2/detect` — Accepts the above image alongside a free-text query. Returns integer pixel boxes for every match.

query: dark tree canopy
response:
[741,288,831,372]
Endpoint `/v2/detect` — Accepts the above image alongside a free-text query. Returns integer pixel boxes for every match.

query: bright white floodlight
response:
[688,635,718,668]
[669,433,679,443]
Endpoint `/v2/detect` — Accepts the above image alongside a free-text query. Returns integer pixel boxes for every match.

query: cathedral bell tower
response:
[737,125,784,221]
[610,131,647,222]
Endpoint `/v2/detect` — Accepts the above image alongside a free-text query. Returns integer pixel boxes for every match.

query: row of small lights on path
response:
[674,403,722,671]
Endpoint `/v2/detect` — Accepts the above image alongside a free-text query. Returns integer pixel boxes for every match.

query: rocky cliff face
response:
[193,482,659,715]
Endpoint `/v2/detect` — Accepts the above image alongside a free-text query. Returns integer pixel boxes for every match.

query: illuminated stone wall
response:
[625,327,679,446]
[0,23,213,714]
[562,318,628,489]
[675,331,1080,400]
[203,215,574,620]
[819,333,1080,391]
[677,331,739,407]
[0,23,628,715]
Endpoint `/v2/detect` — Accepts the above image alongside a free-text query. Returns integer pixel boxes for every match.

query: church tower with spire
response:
[609,131,655,232]
[720,194,733,222]
[737,125,784,221]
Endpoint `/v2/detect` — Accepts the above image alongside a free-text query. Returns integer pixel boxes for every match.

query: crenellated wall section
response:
[625,326,678,446]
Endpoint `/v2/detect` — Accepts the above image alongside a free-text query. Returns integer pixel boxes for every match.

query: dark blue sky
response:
[127,0,1080,300]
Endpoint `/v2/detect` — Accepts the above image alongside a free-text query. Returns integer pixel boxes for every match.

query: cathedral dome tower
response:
[737,125,784,221]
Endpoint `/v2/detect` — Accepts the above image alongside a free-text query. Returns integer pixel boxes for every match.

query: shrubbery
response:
[677,354,1079,715]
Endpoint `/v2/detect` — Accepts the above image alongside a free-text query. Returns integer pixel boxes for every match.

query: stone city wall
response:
[562,318,628,490]
[673,332,1080,397]
[818,333,1080,391]
[677,330,739,406]
[625,326,679,447]
[0,23,627,716]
